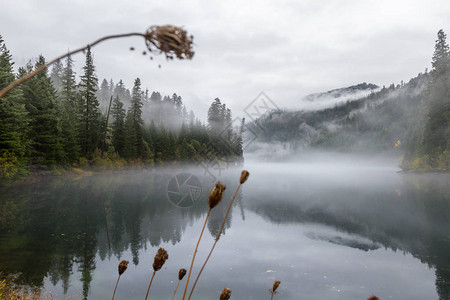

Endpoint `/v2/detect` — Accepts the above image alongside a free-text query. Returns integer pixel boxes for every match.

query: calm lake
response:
[0,159,449,299]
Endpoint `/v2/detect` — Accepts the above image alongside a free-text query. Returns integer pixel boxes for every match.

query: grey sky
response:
[2,0,450,121]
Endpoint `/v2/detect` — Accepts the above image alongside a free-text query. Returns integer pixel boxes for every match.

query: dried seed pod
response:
[153,248,168,271]
[118,260,129,275]
[239,170,250,184]
[219,288,232,300]
[271,280,280,294]
[144,25,194,60]
[208,182,226,209]
[178,268,187,280]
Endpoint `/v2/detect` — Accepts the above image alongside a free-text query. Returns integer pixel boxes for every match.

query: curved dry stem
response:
[112,275,121,300]
[0,32,145,99]
[144,271,156,300]
[182,208,211,300]
[188,184,242,299]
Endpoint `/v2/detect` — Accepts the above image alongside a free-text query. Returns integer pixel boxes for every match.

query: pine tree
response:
[129,78,144,157]
[422,29,450,166]
[21,55,63,164]
[0,34,29,171]
[431,30,449,77]
[78,47,101,157]
[111,95,126,156]
[59,54,80,162]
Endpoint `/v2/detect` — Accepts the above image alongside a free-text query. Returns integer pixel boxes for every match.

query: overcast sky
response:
[2,0,450,121]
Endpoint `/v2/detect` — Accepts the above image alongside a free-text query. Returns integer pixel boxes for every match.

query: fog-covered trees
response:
[0,34,242,179]
[403,29,450,170]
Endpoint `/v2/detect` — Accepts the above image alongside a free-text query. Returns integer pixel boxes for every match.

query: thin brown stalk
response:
[171,280,181,300]
[0,32,145,99]
[182,208,211,300]
[112,275,120,300]
[172,268,186,300]
[188,185,241,299]
[144,271,156,300]
[112,260,128,300]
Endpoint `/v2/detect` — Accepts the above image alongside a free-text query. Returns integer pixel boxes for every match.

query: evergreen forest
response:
[0,35,244,183]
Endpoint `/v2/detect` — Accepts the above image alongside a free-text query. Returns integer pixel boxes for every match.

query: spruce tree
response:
[129,78,144,157]
[78,47,101,157]
[111,95,126,156]
[59,54,80,162]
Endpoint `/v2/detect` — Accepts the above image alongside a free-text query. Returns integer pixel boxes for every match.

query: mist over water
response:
[0,158,449,299]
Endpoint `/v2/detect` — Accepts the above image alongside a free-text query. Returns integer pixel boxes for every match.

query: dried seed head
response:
[152,248,168,271]
[178,268,187,280]
[118,260,129,275]
[271,280,281,294]
[239,170,250,184]
[208,182,226,209]
[367,296,379,300]
[219,288,232,300]
[144,25,194,60]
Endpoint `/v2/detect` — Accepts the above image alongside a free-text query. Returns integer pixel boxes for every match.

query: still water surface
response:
[0,161,449,299]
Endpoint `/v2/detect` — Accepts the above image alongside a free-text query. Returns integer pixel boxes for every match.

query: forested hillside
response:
[247,30,450,171]
[247,75,426,153]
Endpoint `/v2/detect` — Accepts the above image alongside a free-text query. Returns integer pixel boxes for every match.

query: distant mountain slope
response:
[246,74,428,156]
[301,82,380,110]
[304,82,379,101]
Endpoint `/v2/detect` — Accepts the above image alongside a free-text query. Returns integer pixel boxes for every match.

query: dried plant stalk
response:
[188,171,249,299]
[182,208,211,300]
[171,268,187,300]
[145,271,156,300]
[0,25,194,99]
[112,260,128,300]
[182,182,226,300]
[145,248,168,300]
